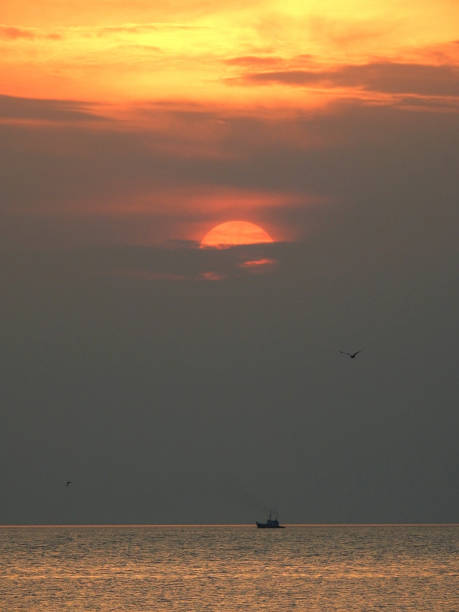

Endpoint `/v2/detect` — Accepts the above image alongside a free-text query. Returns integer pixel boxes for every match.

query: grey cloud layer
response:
[0,94,106,121]
[1,95,458,223]
[235,61,459,97]
[1,89,458,522]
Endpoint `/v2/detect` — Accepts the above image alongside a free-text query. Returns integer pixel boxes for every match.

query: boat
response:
[256,511,285,528]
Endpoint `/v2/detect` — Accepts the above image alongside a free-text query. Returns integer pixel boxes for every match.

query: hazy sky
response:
[1,0,458,523]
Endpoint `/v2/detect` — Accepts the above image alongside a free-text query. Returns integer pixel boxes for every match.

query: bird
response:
[339,349,362,359]
[64,481,72,487]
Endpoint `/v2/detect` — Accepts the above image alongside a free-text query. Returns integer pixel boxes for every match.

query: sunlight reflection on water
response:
[0,525,457,610]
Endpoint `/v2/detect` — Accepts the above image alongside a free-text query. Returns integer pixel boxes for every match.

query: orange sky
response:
[1,0,458,250]
[1,0,458,106]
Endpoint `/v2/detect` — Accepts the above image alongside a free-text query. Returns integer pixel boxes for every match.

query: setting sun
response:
[200,221,273,248]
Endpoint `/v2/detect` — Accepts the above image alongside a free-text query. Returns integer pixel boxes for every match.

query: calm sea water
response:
[0,525,457,611]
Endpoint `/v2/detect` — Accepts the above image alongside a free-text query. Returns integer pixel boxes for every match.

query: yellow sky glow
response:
[1,0,458,105]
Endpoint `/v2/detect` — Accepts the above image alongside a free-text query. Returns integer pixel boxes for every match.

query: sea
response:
[0,525,457,611]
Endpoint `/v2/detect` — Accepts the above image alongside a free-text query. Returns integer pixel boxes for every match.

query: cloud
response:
[0,94,108,122]
[0,25,35,39]
[393,96,459,113]
[234,61,459,97]
[94,23,204,37]
[239,257,277,270]
[304,15,394,48]
[1,94,458,257]
[224,55,285,68]
[0,25,61,40]
[408,39,459,65]
[0,242,288,286]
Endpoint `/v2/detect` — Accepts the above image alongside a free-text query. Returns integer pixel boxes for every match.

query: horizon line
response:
[1,522,458,528]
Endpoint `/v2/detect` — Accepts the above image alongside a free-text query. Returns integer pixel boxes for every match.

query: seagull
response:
[64,481,72,487]
[339,349,362,359]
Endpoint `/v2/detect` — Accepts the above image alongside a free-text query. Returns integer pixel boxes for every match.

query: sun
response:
[200,221,273,248]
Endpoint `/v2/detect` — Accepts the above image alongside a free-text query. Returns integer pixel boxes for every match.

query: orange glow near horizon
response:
[200,221,273,248]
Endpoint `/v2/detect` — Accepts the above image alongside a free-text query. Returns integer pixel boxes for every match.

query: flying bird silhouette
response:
[339,350,362,359]
[64,481,72,487]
